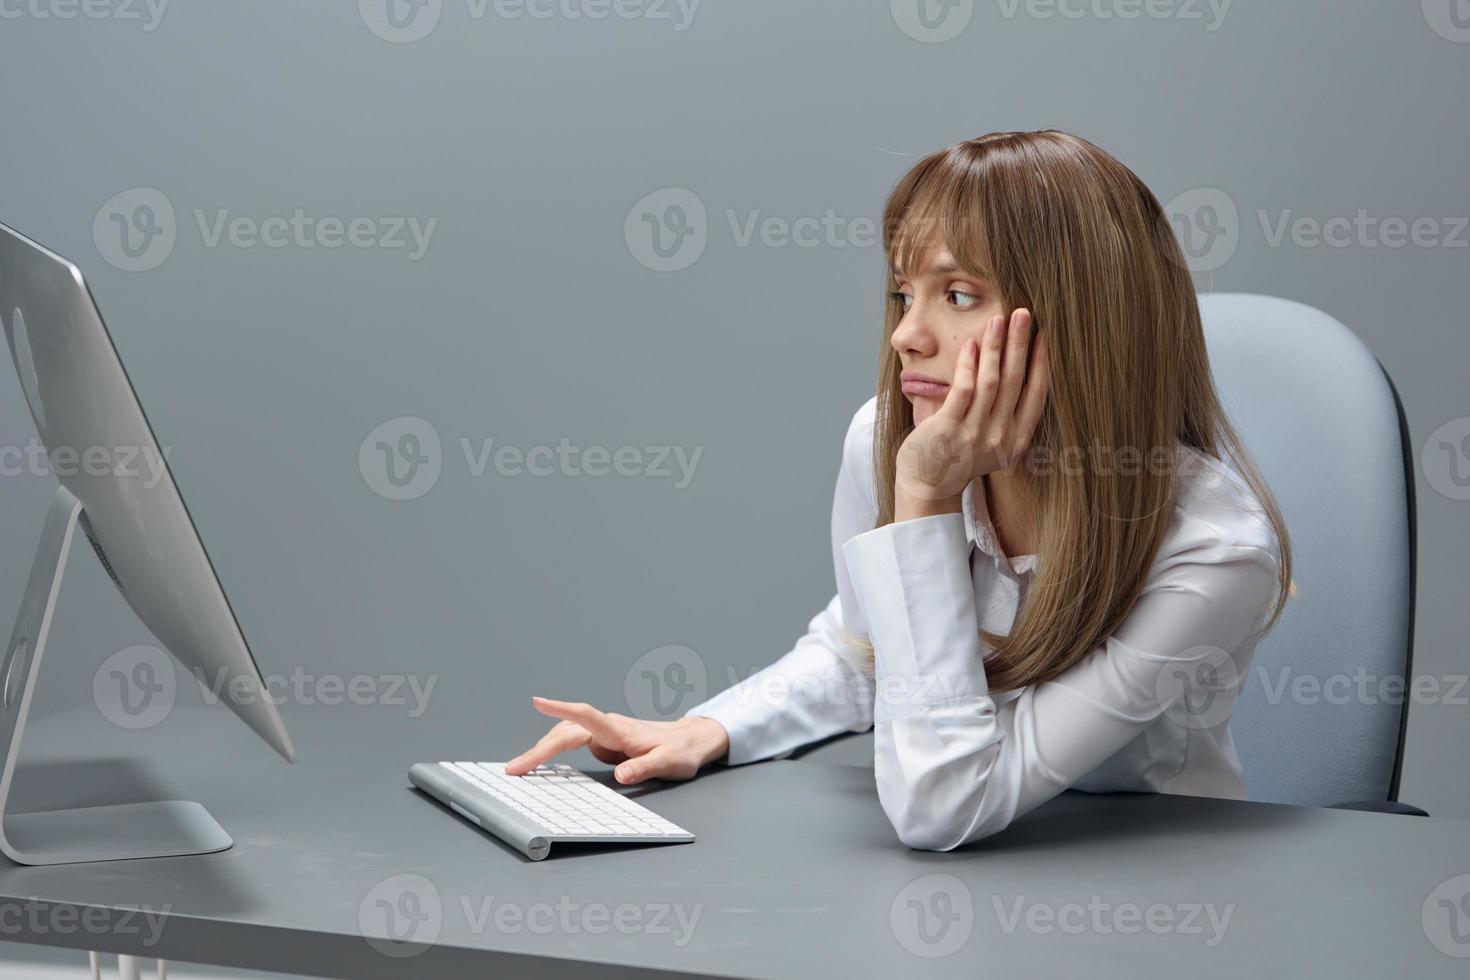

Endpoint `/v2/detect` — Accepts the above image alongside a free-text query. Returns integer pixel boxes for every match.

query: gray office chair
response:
[1199,292,1419,813]
[794,293,1421,814]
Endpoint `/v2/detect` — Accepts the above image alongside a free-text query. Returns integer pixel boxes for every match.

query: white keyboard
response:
[408,761,694,861]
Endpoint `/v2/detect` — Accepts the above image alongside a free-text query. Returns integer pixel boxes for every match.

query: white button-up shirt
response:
[685,397,1283,850]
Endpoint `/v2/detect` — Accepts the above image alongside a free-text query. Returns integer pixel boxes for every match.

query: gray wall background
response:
[0,0,1466,821]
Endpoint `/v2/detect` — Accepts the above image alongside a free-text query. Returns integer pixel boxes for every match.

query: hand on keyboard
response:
[505,696,729,785]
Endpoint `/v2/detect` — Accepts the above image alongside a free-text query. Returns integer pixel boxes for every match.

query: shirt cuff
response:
[683,691,786,767]
[841,513,989,723]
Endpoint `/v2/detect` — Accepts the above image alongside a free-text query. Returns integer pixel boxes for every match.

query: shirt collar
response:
[962,479,1038,577]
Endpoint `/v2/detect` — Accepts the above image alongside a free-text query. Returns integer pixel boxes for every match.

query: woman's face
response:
[889,240,1009,425]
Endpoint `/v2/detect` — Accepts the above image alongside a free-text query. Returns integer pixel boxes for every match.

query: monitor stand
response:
[0,485,233,865]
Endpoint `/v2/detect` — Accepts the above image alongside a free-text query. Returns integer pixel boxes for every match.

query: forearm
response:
[683,619,875,765]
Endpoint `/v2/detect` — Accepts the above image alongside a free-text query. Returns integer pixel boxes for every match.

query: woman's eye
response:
[948,290,981,309]
[889,291,913,309]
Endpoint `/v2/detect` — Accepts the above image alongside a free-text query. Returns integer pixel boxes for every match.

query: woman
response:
[507,130,1293,851]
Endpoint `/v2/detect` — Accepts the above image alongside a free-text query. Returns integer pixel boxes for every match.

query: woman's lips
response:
[901,373,950,398]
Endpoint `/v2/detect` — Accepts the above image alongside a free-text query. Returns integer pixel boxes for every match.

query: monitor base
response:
[3,800,232,865]
[0,486,235,865]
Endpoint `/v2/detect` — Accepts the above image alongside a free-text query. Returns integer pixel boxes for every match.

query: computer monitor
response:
[0,220,294,865]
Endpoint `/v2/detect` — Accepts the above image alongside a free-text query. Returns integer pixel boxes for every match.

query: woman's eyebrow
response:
[904,262,987,281]
[892,255,988,281]
[890,262,951,279]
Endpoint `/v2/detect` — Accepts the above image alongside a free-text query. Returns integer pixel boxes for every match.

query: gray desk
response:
[1,704,1467,978]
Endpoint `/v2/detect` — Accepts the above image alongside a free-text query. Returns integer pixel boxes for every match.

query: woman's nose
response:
[891,309,937,357]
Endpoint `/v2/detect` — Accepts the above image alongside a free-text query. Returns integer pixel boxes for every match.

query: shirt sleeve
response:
[682,402,880,764]
[841,509,1280,851]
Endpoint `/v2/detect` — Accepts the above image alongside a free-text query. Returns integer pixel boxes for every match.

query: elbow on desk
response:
[877,758,1013,852]
[883,797,1011,851]
[875,705,1017,851]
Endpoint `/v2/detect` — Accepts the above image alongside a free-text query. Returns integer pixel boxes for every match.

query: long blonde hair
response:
[863,130,1292,692]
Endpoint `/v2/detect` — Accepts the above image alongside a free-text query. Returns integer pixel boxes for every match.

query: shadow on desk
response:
[0,758,276,919]
[787,732,1316,855]
[961,790,1310,855]
[6,757,177,812]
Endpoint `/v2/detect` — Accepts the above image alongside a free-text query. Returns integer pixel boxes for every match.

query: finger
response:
[614,744,692,785]
[531,696,631,749]
[934,337,978,421]
[506,720,590,775]
[965,314,1006,427]
[994,308,1032,422]
[588,742,631,765]
[1011,329,1050,455]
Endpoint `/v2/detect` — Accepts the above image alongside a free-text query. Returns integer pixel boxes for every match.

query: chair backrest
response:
[1200,293,1415,806]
